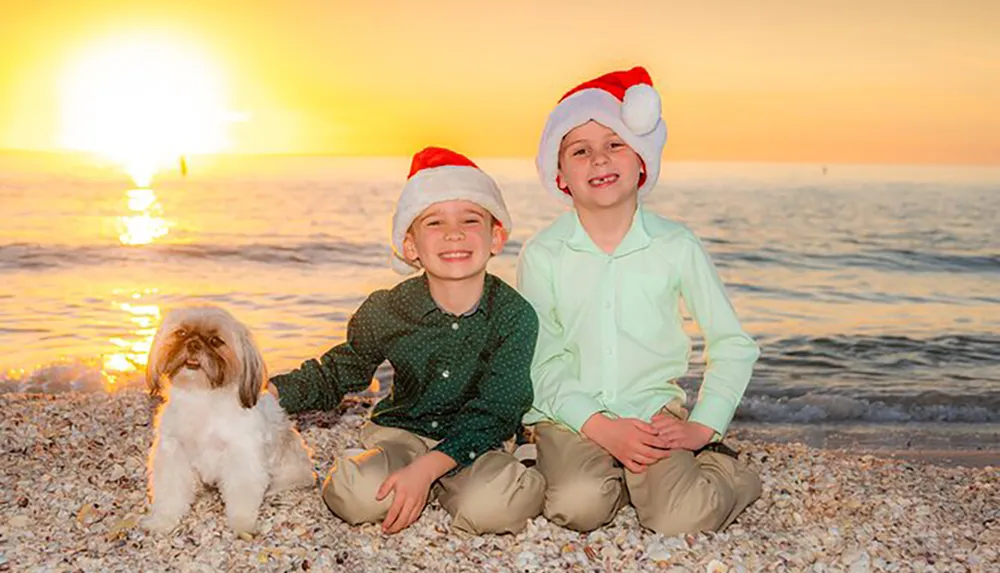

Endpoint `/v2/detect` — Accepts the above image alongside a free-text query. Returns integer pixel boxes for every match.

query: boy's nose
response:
[443,225,466,239]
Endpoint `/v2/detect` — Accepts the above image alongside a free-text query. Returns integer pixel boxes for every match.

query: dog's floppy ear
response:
[145,310,172,401]
[236,323,266,409]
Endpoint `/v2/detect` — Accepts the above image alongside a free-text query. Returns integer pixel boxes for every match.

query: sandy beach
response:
[1,390,996,572]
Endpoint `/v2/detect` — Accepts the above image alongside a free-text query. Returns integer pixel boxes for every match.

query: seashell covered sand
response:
[1,391,997,572]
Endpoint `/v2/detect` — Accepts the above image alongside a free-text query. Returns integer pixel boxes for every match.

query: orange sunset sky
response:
[1,0,998,165]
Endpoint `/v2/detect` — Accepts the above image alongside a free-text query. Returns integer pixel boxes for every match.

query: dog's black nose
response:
[186,337,203,351]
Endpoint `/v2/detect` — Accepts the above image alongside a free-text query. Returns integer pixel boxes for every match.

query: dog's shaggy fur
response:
[143,306,315,534]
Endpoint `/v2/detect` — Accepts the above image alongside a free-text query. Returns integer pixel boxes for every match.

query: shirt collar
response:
[435,300,480,317]
[566,205,651,257]
[414,272,494,318]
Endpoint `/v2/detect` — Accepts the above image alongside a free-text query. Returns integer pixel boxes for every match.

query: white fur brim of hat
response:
[536,84,668,205]
[390,165,512,274]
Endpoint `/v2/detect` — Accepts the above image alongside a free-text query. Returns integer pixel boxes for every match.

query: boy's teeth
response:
[440,252,470,260]
[590,174,618,185]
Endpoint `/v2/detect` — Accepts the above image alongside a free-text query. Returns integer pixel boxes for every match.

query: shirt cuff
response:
[688,393,737,439]
[558,393,606,433]
[269,374,299,413]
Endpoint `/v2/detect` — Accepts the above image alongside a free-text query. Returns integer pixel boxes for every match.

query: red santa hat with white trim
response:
[536,66,668,204]
[390,146,512,274]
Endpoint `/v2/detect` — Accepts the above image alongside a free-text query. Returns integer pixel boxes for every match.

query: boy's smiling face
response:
[557,120,643,211]
[403,200,506,281]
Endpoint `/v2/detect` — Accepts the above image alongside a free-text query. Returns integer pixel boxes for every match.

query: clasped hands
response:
[581,412,715,473]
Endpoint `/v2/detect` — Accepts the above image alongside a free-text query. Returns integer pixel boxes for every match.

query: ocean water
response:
[2,152,998,453]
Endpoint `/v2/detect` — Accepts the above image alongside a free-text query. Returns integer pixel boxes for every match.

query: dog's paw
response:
[228,513,258,536]
[142,513,180,534]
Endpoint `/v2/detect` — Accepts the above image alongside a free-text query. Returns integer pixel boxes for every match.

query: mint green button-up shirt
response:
[516,206,760,436]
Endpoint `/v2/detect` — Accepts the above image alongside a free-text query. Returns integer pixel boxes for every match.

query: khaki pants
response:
[321,423,545,535]
[533,403,761,536]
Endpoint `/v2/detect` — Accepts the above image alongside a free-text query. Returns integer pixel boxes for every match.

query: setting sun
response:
[59,34,239,185]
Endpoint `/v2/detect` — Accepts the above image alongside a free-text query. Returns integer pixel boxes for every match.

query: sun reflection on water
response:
[102,291,160,388]
[119,188,169,245]
[126,188,157,211]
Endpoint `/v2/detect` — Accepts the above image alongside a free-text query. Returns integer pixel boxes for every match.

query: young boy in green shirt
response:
[518,67,761,536]
[270,147,544,535]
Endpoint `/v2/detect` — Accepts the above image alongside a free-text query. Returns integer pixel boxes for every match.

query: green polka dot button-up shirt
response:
[271,273,539,468]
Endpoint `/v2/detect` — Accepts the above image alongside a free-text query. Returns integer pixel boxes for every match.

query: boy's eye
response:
[463,218,482,225]
[609,141,625,149]
[571,148,588,157]
[424,220,441,227]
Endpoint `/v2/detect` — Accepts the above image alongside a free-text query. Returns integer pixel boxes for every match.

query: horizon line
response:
[1,147,998,170]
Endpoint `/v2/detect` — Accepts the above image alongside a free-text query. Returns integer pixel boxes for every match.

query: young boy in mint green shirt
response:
[517,67,761,536]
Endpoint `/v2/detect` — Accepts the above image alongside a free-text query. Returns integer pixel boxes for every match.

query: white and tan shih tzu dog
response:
[143,305,315,535]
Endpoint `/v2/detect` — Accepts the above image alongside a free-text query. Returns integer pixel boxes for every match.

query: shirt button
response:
[442,370,450,378]
[431,421,439,428]
[468,451,476,460]
[451,322,459,330]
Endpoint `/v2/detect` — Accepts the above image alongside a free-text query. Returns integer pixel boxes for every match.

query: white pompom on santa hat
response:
[390,146,512,274]
[536,66,668,204]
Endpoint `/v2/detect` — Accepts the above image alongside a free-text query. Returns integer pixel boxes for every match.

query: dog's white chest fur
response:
[161,386,269,485]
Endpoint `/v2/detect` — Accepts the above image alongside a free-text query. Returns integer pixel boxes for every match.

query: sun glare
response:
[103,294,160,387]
[60,34,239,185]
[119,188,169,245]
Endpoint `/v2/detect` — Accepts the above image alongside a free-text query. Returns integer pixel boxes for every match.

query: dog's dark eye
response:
[175,329,187,339]
[209,336,225,348]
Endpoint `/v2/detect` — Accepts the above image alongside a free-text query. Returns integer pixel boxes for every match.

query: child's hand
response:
[376,461,434,534]
[650,415,715,452]
[376,451,454,534]
[581,414,671,473]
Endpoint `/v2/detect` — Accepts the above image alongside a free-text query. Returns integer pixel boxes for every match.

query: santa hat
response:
[390,147,512,274]
[536,66,668,204]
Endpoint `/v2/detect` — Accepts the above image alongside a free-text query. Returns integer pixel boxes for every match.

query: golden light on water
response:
[126,188,158,211]
[59,33,241,186]
[103,294,160,386]
[119,213,169,245]
[119,189,169,245]
[103,353,136,373]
